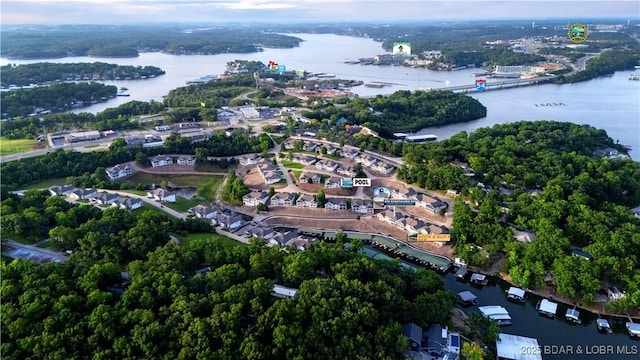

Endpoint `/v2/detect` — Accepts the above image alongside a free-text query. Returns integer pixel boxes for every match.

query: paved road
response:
[1,239,68,263]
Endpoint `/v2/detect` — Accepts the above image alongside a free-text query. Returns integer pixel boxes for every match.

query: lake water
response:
[2,33,638,159]
[2,32,640,356]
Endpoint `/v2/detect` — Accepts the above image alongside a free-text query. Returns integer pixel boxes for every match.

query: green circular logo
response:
[568,23,588,43]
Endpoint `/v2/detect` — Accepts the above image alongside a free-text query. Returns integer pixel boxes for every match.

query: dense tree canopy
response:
[0,82,117,118]
[1,62,165,87]
[1,191,456,359]
[400,121,640,310]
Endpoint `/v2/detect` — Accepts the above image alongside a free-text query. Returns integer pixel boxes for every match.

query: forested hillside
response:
[1,62,165,87]
[0,82,117,118]
[399,121,640,311]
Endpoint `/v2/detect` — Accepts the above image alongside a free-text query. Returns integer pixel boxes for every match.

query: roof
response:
[470,273,486,282]
[538,299,558,315]
[458,291,477,302]
[402,323,422,342]
[596,319,611,328]
[566,308,580,320]
[508,287,526,298]
[479,306,510,318]
[496,333,542,360]
[272,284,298,299]
[626,322,640,335]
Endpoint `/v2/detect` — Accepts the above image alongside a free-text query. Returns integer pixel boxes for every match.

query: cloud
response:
[1,0,638,24]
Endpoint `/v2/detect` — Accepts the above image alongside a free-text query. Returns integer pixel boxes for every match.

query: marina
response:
[469,273,489,286]
[457,290,479,306]
[596,319,613,334]
[565,308,582,325]
[629,69,640,80]
[506,287,527,303]
[478,305,512,326]
[625,322,640,338]
[536,299,558,318]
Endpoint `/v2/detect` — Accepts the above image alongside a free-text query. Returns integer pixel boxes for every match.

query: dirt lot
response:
[238,165,286,191]
[262,206,359,220]
[140,163,196,173]
[264,215,375,232]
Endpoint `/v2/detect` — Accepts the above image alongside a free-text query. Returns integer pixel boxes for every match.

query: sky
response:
[1,0,638,24]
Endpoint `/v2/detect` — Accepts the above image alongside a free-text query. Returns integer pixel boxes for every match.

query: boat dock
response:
[470,273,489,286]
[629,69,640,80]
[506,287,527,302]
[537,299,558,318]
[479,305,512,326]
[458,290,479,306]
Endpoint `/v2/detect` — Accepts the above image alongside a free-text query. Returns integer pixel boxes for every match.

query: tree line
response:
[1,25,302,59]
[1,62,165,87]
[0,82,117,118]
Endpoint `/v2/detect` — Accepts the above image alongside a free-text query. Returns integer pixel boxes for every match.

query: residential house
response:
[317,145,339,155]
[325,198,348,211]
[303,142,319,152]
[189,204,218,220]
[292,154,317,165]
[296,194,318,208]
[324,177,341,189]
[94,191,119,205]
[400,216,427,234]
[355,154,378,167]
[244,224,276,240]
[242,191,270,206]
[49,184,76,196]
[299,172,322,184]
[377,209,405,224]
[426,224,450,235]
[68,188,98,200]
[283,140,296,150]
[240,154,261,166]
[391,187,418,200]
[106,164,134,180]
[150,155,173,167]
[215,212,244,230]
[261,171,282,185]
[402,323,424,352]
[148,188,177,203]
[114,196,143,210]
[315,159,339,172]
[352,199,374,214]
[415,194,447,214]
[607,287,626,301]
[343,148,360,159]
[270,230,299,247]
[177,155,197,166]
[631,205,640,219]
[270,192,296,206]
[370,161,395,175]
[337,166,357,177]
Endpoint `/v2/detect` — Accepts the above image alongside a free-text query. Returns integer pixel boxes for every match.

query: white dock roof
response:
[508,287,526,298]
[497,333,542,360]
[539,299,558,315]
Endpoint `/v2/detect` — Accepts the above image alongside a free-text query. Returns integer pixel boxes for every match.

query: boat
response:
[627,322,640,338]
[453,266,469,280]
[117,93,130,97]
[506,287,527,303]
[596,319,612,334]
[403,134,438,143]
[565,308,581,324]
[478,306,512,326]
[364,83,385,88]
[536,299,558,318]
[457,290,479,306]
[470,273,489,286]
[119,87,129,92]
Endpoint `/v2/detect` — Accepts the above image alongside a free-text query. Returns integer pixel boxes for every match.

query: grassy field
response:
[179,232,246,248]
[281,160,306,169]
[195,177,223,202]
[124,173,222,187]
[165,196,203,212]
[131,205,176,218]
[118,189,149,196]
[25,177,69,190]
[194,162,229,173]
[0,137,38,156]
[292,170,302,180]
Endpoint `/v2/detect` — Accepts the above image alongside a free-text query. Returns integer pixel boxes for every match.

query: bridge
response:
[430,76,554,93]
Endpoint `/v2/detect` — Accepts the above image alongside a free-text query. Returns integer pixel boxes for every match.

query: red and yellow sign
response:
[415,234,451,242]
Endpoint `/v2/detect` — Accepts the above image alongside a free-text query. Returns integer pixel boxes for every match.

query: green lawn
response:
[131,205,176,218]
[24,177,69,190]
[179,232,246,248]
[124,173,222,187]
[165,196,203,213]
[0,137,38,156]
[118,189,149,196]
[195,177,223,202]
[194,162,229,173]
[292,170,302,180]
[281,160,306,169]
